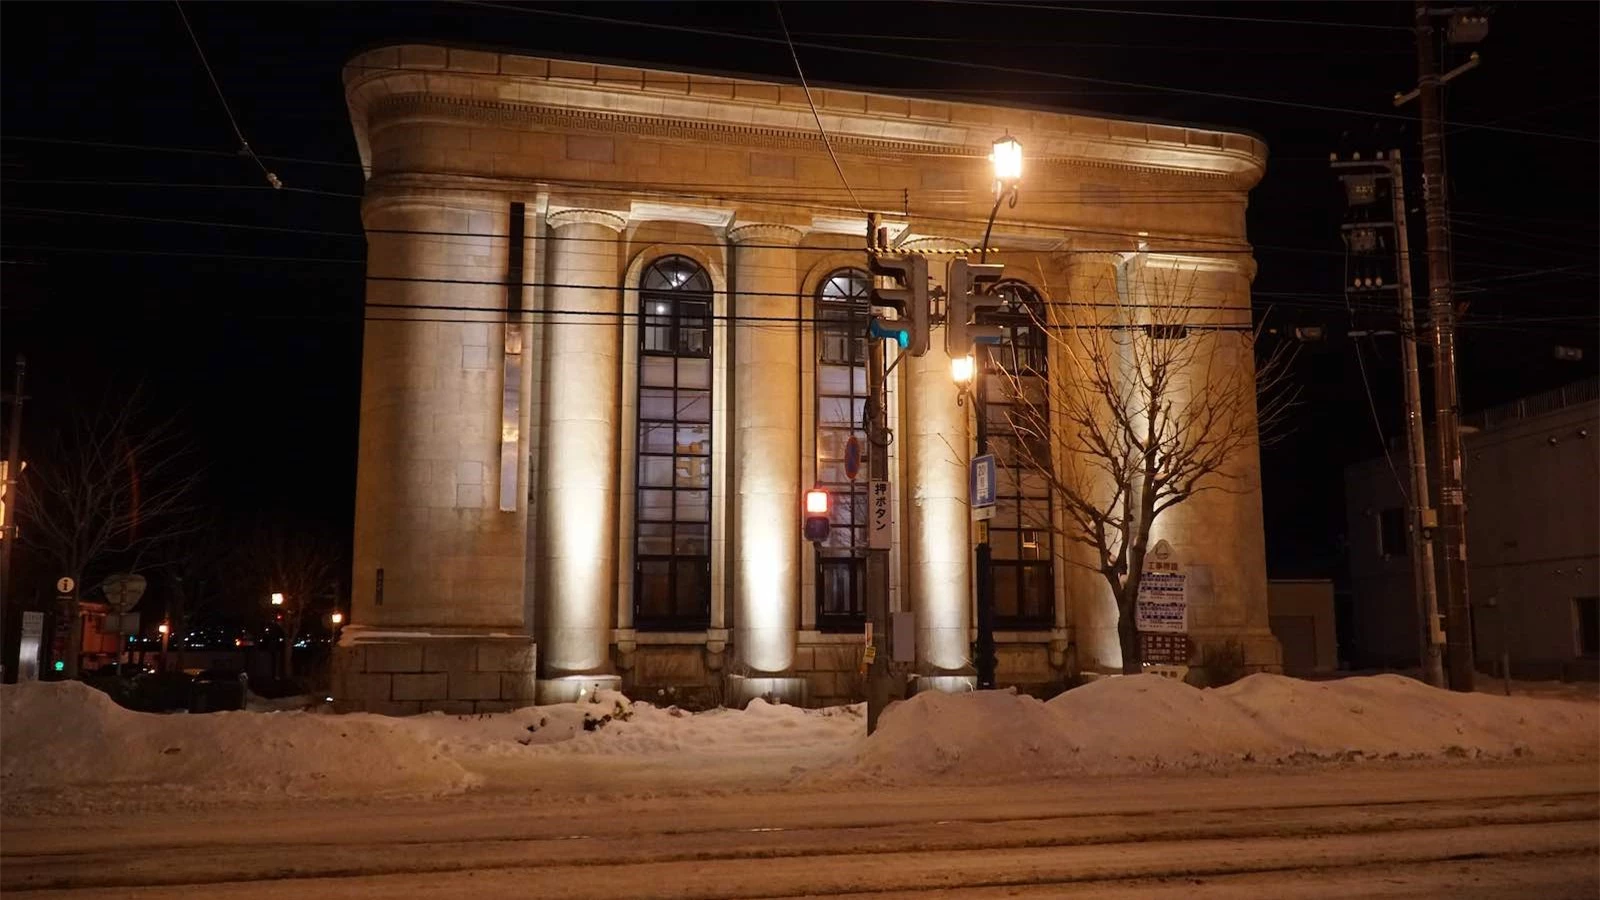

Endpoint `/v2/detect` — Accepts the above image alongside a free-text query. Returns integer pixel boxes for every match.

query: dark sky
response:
[3,1,1596,582]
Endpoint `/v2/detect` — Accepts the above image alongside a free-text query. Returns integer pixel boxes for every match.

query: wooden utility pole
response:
[1413,1,1475,691]
[1387,151,1447,688]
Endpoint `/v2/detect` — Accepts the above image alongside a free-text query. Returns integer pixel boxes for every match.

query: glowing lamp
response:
[157,623,169,635]
[270,592,285,606]
[330,611,344,626]
[991,135,1023,186]
[950,354,976,386]
[803,488,831,543]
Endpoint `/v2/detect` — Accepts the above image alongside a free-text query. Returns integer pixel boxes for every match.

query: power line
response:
[457,2,1597,144]
[775,1,863,214]
[172,1,282,190]
[929,0,1414,32]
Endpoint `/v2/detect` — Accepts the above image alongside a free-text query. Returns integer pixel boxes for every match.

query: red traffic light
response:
[805,488,830,515]
[804,488,830,543]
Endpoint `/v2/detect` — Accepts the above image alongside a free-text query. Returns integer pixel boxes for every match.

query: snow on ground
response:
[3,673,1594,814]
[848,673,1598,783]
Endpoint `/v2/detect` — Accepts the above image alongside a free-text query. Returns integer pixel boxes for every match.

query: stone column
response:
[900,237,976,689]
[340,189,537,716]
[725,222,808,705]
[537,208,628,702]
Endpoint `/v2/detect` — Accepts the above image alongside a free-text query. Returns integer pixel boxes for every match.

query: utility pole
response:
[1388,151,1447,688]
[1411,0,1477,691]
[862,212,899,734]
[1332,152,1444,688]
[0,355,25,681]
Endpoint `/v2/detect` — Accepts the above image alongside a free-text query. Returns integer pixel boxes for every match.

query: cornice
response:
[347,57,1266,187]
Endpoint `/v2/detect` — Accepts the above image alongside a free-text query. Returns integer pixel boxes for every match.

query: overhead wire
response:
[454,2,1598,144]
[774,1,864,214]
[172,1,283,190]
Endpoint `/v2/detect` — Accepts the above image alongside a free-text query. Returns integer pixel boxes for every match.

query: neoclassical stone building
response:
[332,44,1281,714]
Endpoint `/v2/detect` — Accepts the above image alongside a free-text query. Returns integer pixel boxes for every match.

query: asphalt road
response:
[4,763,1596,898]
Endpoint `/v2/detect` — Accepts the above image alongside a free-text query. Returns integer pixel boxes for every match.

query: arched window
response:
[982,280,1054,628]
[814,268,872,630]
[635,256,713,630]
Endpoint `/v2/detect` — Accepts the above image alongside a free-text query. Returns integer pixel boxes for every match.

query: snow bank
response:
[849,673,1599,783]
[1,682,476,813]
[0,684,860,813]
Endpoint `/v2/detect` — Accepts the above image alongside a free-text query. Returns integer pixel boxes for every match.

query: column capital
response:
[727,222,804,246]
[547,208,626,233]
[899,235,975,255]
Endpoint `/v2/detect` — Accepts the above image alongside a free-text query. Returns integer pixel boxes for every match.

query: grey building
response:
[1344,378,1599,679]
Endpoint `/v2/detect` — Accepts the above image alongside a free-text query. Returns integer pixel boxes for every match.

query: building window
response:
[815,269,872,631]
[1575,597,1599,658]
[635,256,713,630]
[983,280,1054,629]
[1378,507,1407,558]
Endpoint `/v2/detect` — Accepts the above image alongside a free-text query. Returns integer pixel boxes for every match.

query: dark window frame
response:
[982,280,1055,630]
[634,256,714,631]
[1378,507,1408,558]
[814,268,873,632]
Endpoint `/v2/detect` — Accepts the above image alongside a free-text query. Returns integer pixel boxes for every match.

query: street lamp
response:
[969,133,1024,690]
[981,135,1023,264]
[950,353,976,388]
[270,592,285,606]
[330,611,343,626]
[157,622,170,673]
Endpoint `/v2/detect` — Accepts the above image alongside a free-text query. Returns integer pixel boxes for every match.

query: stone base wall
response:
[332,636,538,715]
[619,638,1074,709]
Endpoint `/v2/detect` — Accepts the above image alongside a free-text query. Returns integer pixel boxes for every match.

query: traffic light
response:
[803,488,830,543]
[945,258,1005,358]
[867,252,930,357]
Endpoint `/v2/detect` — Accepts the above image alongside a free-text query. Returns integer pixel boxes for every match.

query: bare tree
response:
[240,525,340,680]
[16,392,201,677]
[994,260,1295,674]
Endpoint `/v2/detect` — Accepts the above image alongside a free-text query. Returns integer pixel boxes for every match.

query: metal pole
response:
[1414,1,1474,691]
[1388,152,1446,689]
[864,213,892,734]
[0,355,24,682]
[974,360,996,689]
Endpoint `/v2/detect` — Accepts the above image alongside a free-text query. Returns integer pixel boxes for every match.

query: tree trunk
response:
[1117,600,1141,675]
[65,591,82,679]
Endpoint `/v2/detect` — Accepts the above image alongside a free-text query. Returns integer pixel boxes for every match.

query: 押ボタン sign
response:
[869,480,892,549]
[970,454,996,521]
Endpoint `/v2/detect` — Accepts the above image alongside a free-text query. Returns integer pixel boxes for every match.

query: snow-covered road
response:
[4,763,1595,898]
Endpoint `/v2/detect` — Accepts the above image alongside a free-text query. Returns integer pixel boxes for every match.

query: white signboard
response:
[1135,570,1188,634]
[869,480,893,549]
[17,611,43,682]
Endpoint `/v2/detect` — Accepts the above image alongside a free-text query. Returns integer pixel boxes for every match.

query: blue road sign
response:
[844,435,863,481]
[970,454,996,508]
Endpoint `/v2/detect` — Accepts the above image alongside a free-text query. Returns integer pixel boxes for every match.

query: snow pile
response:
[1,682,476,812]
[850,673,1599,783]
[400,692,860,761]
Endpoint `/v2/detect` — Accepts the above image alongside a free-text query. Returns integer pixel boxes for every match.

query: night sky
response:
[3,2,1596,591]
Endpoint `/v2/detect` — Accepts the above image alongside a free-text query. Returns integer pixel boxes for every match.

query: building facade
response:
[1344,378,1599,679]
[332,45,1280,714]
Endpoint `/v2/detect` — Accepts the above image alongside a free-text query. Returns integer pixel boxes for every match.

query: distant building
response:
[333,45,1282,714]
[1267,579,1337,676]
[1344,378,1600,679]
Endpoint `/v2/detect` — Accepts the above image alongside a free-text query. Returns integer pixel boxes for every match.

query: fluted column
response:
[539,208,627,682]
[901,237,975,677]
[728,223,804,675]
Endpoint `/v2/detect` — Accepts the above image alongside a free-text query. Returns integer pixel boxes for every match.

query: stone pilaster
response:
[537,208,628,701]
[727,222,805,682]
[900,236,978,685]
[339,189,537,713]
